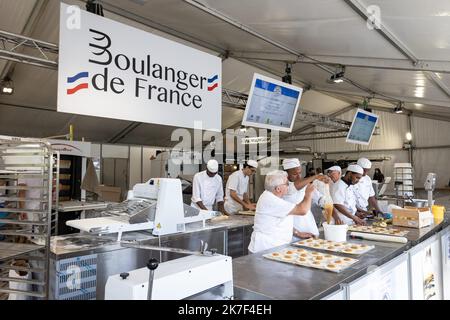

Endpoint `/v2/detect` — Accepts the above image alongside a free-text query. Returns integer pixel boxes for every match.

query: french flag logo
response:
[207,74,219,91]
[67,71,89,95]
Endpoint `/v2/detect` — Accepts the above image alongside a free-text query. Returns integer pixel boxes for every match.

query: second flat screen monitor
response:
[242,73,303,132]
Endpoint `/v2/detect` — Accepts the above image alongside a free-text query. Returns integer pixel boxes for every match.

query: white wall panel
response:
[129,146,142,189]
[102,144,129,159]
[412,117,450,147]
[413,149,450,188]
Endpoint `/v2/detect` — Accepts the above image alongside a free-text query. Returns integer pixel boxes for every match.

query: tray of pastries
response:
[263,247,358,273]
[293,238,374,255]
[348,225,408,237]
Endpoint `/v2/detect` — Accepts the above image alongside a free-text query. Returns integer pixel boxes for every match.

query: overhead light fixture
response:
[394,101,405,114]
[328,65,345,84]
[281,63,292,84]
[405,132,413,141]
[295,147,312,152]
[86,0,104,16]
[0,77,14,95]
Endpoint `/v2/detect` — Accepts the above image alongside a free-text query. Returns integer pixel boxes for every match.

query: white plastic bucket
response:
[322,222,348,242]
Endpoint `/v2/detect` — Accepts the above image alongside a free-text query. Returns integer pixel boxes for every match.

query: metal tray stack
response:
[0,136,54,299]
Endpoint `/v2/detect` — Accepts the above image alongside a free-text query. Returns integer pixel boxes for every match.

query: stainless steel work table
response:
[232,214,450,300]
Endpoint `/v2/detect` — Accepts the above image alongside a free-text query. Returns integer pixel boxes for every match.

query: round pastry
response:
[325,254,333,258]
[271,252,280,257]
[327,246,335,250]
[306,239,313,243]
[311,252,320,256]
[327,264,336,269]
[350,246,359,250]
[343,248,353,253]
[300,253,308,257]
[296,248,306,253]
[343,257,352,262]
[360,244,367,248]
[315,256,323,260]
[286,250,294,254]
[334,260,342,264]
[334,243,342,247]
[312,261,321,265]
[298,257,307,262]
[284,255,293,260]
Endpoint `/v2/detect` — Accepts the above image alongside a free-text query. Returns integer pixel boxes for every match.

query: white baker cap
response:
[357,157,372,169]
[247,159,258,169]
[326,165,341,173]
[347,164,364,175]
[206,159,218,173]
[282,158,301,170]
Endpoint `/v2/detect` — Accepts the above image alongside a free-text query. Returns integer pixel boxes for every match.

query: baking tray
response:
[263,247,358,273]
[348,225,409,237]
[292,238,374,255]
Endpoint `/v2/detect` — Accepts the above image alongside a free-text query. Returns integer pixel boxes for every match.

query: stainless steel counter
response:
[232,214,450,300]
[48,215,254,299]
[50,215,254,260]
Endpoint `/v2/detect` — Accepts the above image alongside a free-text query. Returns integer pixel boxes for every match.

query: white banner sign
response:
[58,3,222,131]
[48,139,91,157]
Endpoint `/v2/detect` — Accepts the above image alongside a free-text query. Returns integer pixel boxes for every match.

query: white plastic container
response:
[323,222,348,242]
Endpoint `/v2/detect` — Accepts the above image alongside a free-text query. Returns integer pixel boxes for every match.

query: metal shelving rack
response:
[52,153,60,236]
[394,163,414,202]
[0,136,53,299]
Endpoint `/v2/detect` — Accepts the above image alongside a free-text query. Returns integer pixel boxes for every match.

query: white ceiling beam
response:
[313,86,450,109]
[343,0,450,99]
[230,51,450,74]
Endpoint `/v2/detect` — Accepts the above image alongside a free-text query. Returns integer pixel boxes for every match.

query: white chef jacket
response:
[283,182,319,237]
[190,171,224,210]
[248,191,296,253]
[352,175,375,210]
[331,179,357,225]
[224,170,249,214]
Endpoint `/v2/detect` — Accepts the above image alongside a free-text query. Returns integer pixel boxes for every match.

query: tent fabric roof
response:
[1,0,450,146]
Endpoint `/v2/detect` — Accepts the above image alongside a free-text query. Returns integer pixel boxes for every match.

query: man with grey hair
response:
[248,170,315,253]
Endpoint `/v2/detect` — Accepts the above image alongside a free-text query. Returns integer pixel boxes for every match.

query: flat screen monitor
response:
[346,108,379,145]
[242,73,303,132]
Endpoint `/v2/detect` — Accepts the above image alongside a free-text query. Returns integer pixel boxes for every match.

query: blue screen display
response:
[347,111,378,143]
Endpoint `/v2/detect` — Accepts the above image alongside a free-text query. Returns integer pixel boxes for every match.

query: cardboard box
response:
[392,206,434,229]
[97,185,122,202]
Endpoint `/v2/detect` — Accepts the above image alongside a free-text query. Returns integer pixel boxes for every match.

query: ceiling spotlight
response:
[405,132,413,141]
[394,102,405,114]
[328,65,345,84]
[0,77,14,95]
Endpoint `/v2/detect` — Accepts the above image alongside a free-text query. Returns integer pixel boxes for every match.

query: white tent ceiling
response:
[1,0,450,146]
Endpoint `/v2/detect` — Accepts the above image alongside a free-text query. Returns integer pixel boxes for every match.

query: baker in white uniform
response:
[326,166,342,184]
[248,170,315,253]
[282,159,341,239]
[353,157,383,216]
[190,159,226,214]
[224,160,258,214]
[331,164,366,225]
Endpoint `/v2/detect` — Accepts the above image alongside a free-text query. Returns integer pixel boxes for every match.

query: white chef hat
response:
[326,165,341,173]
[206,159,218,173]
[357,157,372,169]
[246,159,258,169]
[282,158,301,170]
[347,164,364,175]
